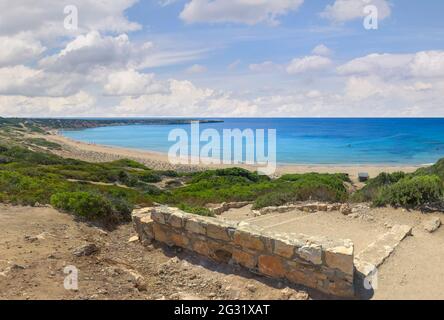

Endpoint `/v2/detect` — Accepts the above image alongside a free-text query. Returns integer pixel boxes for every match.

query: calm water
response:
[61,118,444,165]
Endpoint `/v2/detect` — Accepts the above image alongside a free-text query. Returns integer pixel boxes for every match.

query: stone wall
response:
[132,206,355,298]
[254,202,342,216]
[209,201,252,215]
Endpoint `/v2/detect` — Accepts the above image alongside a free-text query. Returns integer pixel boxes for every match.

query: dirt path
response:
[0,205,309,300]
[372,224,444,300]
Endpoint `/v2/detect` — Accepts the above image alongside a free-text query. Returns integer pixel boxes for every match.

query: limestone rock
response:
[128,235,139,243]
[423,217,441,233]
[340,204,352,215]
[73,243,99,257]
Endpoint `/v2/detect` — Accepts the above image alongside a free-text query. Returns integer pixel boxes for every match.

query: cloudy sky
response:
[1,0,444,117]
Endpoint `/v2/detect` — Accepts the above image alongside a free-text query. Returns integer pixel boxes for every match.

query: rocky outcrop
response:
[133,206,355,298]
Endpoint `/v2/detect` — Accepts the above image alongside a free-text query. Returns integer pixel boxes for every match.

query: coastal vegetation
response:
[0,119,443,224]
[353,166,444,209]
[0,144,351,222]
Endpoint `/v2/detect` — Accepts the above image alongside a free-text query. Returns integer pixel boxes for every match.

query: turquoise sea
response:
[61,118,444,165]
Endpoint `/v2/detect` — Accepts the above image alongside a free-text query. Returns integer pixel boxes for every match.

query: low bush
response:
[415,158,444,180]
[252,177,348,209]
[26,138,62,150]
[50,191,134,222]
[351,171,406,202]
[373,175,443,208]
[50,192,113,219]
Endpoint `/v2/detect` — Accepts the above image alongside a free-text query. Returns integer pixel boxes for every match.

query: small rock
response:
[423,217,441,233]
[98,289,108,295]
[10,263,26,271]
[73,243,99,257]
[246,284,257,293]
[384,222,393,229]
[170,292,201,300]
[279,288,293,300]
[128,235,139,243]
[340,204,352,215]
[290,292,310,301]
[24,235,38,243]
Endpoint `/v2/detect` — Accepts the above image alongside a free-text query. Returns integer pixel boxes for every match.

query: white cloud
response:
[115,79,258,117]
[0,0,140,40]
[180,0,304,26]
[228,59,241,70]
[312,44,333,56]
[337,53,412,76]
[186,64,208,74]
[249,61,280,72]
[0,91,96,117]
[337,51,444,78]
[0,35,46,67]
[286,55,332,74]
[0,65,85,97]
[321,0,391,23]
[39,31,152,73]
[104,70,167,96]
[409,51,444,78]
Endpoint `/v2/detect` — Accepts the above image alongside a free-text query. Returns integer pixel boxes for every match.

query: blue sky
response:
[1,0,444,117]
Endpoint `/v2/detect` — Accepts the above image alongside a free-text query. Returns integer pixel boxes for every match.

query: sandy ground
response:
[43,133,421,183]
[0,205,311,300]
[221,205,444,300]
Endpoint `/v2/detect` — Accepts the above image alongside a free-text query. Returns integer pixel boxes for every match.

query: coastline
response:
[43,131,424,182]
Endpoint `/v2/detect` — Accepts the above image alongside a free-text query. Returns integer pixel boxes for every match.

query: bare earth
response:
[44,133,421,183]
[1,203,443,300]
[0,205,310,301]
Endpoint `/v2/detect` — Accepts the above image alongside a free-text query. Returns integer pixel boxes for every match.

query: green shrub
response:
[137,183,162,196]
[50,192,113,219]
[252,178,348,209]
[415,158,444,180]
[352,171,406,202]
[0,156,12,164]
[137,171,162,183]
[26,138,62,150]
[109,159,149,170]
[2,147,73,165]
[373,175,443,208]
[252,192,294,209]
[191,167,268,184]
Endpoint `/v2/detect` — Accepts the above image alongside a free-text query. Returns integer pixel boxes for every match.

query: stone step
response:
[354,224,412,277]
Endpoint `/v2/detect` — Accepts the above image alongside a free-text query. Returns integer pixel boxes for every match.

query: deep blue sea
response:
[61,118,444,165]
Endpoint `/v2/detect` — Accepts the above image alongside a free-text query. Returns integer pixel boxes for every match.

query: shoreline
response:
[43,131,424,182]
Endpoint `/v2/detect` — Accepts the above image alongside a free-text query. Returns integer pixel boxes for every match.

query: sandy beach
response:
[42,132,423,183]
